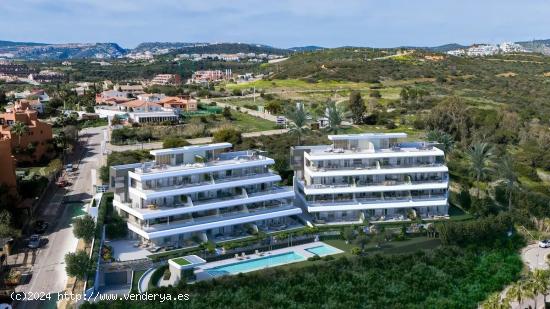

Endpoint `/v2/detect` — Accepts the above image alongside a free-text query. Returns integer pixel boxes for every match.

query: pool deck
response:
[194,241,343,281]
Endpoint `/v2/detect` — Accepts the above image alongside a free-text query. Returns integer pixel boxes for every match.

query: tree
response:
[348,91,366,124]
[505,281,525,309]
[265,100,283,115]
[65,250,92,280]
[325,100,345,133]
[73,215,96,243]
[85,105,95,113]
[0,90,6,105]
[212,127,242,145]
[286,103,309,145]
[399,87,409,103]
[426,97,471,141]
[369,90,381,98]
[464,142,494,199]
[527,270,549,309]
[10,121,28,147]
[426,130,454,157]
[163,136,190,149]
[498,154,517,211]
[481,292,507,309]
[222,106,232,119]
[0,210,20,239]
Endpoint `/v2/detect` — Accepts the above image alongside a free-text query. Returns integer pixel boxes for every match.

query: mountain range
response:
[1,39,550,60]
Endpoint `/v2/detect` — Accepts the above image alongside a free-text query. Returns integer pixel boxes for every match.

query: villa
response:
[109,143,302,248]
[292,133,449,225]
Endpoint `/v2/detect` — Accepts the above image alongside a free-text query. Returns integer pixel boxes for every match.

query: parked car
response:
[33,220,49,234]
[64,164,74,172]
[56,180,70,187]
[27,235,41,249]
[539,240,550,248]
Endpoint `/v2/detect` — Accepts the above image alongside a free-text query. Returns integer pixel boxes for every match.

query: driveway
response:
[522,243,550,271]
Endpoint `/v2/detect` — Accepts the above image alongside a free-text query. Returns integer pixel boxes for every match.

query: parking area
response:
[521,243,550,270]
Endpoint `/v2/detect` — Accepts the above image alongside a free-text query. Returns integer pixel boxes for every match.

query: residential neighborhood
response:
[3,1,550,309]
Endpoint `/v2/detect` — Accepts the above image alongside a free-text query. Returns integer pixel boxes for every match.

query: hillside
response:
[131,42,206,54]
[0,40,47,47]
[266,48,550,119]
[170,42,292,55]
[0,42,126,60]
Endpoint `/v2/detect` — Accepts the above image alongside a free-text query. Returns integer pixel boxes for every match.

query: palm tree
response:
[506,281,525,309]
[286,103,309,145]
[498,154,517,211]
[529,269,550,307]
[482,292,510,309]
[426,130,454,157]
[10,121,29,147]
[325,100,345,133]
[464,142,494,200]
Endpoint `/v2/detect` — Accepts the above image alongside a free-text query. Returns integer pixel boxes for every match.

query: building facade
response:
[150,74,181,86]
[0,101,53,163]
[110,143,302,247]
[292,133,449,225]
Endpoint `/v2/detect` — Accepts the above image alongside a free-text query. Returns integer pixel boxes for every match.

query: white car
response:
[538,240,550,248]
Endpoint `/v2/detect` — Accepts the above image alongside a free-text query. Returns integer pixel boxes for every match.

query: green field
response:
[231,111,277,132]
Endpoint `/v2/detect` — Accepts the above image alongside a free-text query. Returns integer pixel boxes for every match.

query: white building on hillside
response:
[292,133,449,225]
[110,144,302,247]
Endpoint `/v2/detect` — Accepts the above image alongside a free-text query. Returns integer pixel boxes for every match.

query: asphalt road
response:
[15,126,105,308]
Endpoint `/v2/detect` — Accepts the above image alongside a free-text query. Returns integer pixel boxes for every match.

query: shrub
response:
[163,136,190,149]
[212,127,242,145]
[308,255,321,261]
[163,268,171,280]
[351,247,362,255]
[149,265,169,289]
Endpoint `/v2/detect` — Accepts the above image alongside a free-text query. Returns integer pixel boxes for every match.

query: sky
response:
[1,0,550,49]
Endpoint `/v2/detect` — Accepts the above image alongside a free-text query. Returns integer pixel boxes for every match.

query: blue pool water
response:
[206,252,305,277]
[305,245,339,256]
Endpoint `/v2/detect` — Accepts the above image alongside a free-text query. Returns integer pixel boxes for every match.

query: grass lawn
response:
[231,111,277,132]
[171,257,191,266]
[131,270,145,291]
[325,236,441,256]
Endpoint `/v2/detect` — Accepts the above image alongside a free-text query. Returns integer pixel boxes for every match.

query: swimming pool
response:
[305,244,340,256]
[206,252,306,277]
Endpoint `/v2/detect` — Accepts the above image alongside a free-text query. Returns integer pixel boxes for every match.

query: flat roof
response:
[149,143,232,156]
[328,133,407,141]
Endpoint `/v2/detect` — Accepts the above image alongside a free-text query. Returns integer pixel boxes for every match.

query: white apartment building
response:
[110,143,302,247]
[292,133,449,225]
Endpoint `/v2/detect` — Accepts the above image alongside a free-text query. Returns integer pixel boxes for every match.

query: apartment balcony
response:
[126,204,302,239]
[114,186,295,220]
[306,163,448,177]
[130,173,281,200]
[307,144,444,160]
[130,154,274,181]
[299,179,448,195]
[304,195,448,212]
[307,177,447,189]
